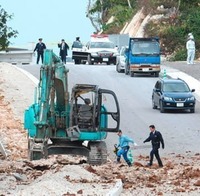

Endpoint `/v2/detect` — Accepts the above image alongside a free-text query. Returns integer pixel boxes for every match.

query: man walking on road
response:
[58,39,69,64]
[34,38,46,64]
[186,33,195,65]
[143,125,164,167]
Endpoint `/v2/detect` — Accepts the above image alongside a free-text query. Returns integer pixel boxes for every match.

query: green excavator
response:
[24,49,120,165]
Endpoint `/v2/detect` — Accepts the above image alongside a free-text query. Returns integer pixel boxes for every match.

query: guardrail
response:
[0,50,33,65]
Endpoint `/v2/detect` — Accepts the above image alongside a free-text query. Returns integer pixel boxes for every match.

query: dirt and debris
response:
[0,91,200,195]
[0,63,200,195]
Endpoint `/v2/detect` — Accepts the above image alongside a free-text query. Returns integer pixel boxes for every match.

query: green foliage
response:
[89,0,200,60]
[0,6,18,51]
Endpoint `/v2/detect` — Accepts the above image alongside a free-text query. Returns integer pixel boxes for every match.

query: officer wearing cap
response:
[33,38,46,64]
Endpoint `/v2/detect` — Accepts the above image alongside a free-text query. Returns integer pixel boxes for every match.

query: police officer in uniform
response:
[34,38,46,64]
[143,125,164,167]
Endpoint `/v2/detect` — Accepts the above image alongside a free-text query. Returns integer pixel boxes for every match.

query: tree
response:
[0,5,18,51]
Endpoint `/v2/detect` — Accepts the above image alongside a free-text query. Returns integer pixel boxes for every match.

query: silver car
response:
[116,46,127,73]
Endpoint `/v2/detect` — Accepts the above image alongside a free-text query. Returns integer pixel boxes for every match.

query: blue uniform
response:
[117,134,134,166]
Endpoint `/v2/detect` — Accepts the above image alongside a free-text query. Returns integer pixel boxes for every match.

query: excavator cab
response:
[70,84,120,133]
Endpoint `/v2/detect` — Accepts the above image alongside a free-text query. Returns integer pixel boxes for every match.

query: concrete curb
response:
[13,65,39,85]
[106,179,123,196]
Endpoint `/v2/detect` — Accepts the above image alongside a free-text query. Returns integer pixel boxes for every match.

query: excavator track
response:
[88,141,107,165]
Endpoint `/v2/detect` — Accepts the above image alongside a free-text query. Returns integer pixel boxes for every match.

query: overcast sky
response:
[0,0,95,49]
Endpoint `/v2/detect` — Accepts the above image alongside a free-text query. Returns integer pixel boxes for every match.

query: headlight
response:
[187,97,195,101]
[163,96,173,101]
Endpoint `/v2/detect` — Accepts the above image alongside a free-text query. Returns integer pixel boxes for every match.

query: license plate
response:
[103,58,108,61]
[177,103,184,107]
[143,68,149,71]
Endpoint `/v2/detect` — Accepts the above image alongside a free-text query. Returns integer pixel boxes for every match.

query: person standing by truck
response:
[34,38,46,64]
[58,39,69,64]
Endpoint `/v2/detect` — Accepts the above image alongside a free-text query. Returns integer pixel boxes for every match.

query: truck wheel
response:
[74,59,80,64]
[106,61,110,65]
[155,72,159,77]
[130,71,134,77]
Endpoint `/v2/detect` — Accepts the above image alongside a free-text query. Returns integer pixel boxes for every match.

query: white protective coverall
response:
[186,38,195,64]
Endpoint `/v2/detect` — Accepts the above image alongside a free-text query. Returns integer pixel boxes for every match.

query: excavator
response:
[24,49,120,165]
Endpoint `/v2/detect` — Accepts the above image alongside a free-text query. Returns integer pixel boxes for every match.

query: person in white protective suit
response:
[186,33,195,65]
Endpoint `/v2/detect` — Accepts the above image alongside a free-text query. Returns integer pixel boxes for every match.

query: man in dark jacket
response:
[143,125,164,167]
[34,38,46,64]
[58,39,69,64]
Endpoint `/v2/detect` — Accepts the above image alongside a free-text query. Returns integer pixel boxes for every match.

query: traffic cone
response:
[128,149,134,164]
[163,69,167,79]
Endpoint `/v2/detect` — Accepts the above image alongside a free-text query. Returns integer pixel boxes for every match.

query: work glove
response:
[143,141,146,143]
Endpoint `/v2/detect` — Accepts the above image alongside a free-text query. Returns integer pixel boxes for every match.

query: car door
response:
[153,81,162,106]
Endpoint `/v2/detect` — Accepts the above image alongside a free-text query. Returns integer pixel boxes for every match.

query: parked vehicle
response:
[116,46,127,73]
[72,41,87,64]
[125,37,161,77]
[152,78,196,113]
[86,34,118,65]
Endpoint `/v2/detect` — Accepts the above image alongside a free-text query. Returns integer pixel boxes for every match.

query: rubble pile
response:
[0,88,200,195]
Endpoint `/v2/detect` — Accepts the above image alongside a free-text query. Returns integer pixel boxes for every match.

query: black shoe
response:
[128,162,132,167]
[159,164,163,168]
[147,163,152,166]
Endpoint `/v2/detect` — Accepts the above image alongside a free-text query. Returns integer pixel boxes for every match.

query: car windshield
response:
[90,42,115,49]
[163,82,190,92]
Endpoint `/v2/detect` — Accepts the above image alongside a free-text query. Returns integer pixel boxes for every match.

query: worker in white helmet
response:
[186,34,195,65]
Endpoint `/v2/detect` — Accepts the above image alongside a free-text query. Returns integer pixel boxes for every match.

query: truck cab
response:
[125,37,161,77]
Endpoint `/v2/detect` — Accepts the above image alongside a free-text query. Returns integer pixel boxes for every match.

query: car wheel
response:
[116,64,121,73]
[152,99,157,109]
[88,55,92,65]
[125,64,129,75]
[190,108,195,113]
[159,101,165,113]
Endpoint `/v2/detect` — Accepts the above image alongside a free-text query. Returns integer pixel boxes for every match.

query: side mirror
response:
[191,89,195,92]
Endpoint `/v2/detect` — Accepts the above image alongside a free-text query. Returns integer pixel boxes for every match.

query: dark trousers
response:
[36,52,44,64]
[150,147,163,166]
[60,50,66,64]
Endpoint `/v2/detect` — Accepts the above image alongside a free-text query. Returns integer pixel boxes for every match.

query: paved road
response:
[15,61,200,157]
